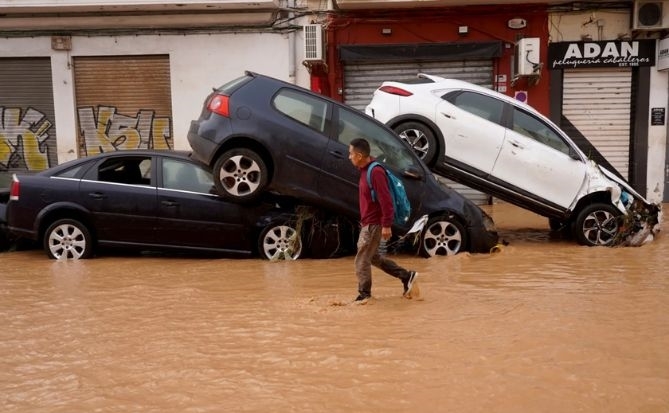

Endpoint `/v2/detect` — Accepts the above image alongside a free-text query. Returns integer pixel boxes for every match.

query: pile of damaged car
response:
[365,73,661,247]
[2,71,500,261]
[187,71,500,258]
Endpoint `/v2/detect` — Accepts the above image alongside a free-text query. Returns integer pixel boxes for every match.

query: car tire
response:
[258,221,303,260]
[394,122,438,166]
[419,215,467,257]
[573,203,622,246]
[43,218,93,260]
[213,148,269,203]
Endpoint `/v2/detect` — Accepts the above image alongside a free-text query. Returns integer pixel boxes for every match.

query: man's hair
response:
[350,138,371,157]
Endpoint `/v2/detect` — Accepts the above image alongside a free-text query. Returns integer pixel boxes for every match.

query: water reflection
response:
[0,203,667,413]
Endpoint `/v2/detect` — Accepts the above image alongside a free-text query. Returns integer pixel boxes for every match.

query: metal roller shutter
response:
[0,57,57,175]
[74,55,173,157]
[343,59,494,205]
[562,68,632,179]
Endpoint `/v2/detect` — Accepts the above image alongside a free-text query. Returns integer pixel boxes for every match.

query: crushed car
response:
[365,73,661,247]
[5,150,357,260]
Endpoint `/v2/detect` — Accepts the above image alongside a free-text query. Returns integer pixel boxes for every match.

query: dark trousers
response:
[354,224,411,296]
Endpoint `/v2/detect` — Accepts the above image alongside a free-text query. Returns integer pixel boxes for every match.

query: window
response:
[445,91,504,125]
[98,157,152,186]
[337,107,418,172]
[56,164,86,178]
[273,88,329,132]
[162,158,214,193]
[512,108,571,155]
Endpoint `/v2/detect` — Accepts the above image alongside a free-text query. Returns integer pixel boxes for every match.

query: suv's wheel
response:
[44,218,93,260]
[573,203,622,246]
[394,122,438,166]
[213,148,268,203]
[420,215,467,257]
[258,221,303,260]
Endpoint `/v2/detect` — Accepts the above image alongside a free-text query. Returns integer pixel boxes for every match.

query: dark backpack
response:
[366,161,411,226]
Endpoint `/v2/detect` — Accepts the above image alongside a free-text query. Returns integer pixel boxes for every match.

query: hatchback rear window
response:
[216,74,253,94]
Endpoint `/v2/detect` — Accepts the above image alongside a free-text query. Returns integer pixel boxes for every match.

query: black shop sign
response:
[548,40,656,69]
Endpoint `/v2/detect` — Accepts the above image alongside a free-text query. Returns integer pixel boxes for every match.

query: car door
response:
[79,155,157,244]
[490,105,587,209]
[270,88,333,202]
[156,157,249,251]
[435,91,506,176]
[318,105,424,221]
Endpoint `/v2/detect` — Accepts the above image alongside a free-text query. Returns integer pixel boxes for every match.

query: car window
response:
[97,157,152,186]
[217,74,252,94]
[273,88,328,132]
[445,91,504,125]
[337,107,418,171]
[162,158,214,193]
[512,108,571,155]
[55,164,87,178]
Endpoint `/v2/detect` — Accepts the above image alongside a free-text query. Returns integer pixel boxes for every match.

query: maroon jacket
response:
[358,161,394,228]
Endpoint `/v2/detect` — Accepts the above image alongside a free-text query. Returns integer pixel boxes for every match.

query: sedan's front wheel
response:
[43,219,93,260]
[258,221,303,260]
[420,215,467,257]
[213,148,268,203]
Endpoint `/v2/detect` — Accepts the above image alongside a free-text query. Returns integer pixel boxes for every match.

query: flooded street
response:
[1,203,668,413]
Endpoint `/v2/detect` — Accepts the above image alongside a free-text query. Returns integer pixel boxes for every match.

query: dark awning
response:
[339,41,503,63]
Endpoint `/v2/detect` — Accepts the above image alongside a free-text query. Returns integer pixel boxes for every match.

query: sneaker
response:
[354,293,371,304]
[403,271,418,297]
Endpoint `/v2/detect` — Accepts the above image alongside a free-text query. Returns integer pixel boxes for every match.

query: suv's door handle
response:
[88,192,106,200]
[441,112,455,119]
[509,140,524,149]
[161,200,179,207]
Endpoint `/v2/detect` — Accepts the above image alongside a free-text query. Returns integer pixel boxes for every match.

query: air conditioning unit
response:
[303,24,324,61]
[516,37,541,76]
[633,1,669,30]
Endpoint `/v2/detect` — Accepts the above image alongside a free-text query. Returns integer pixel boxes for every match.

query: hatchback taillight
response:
[9,175,19,201]
[379,85,413,97]
[207,94,230,117]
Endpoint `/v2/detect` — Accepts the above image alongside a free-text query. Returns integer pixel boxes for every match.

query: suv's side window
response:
[273,89,329,133]
[337,107,417,172]
[512,108,571,155]
[445,91,504,125]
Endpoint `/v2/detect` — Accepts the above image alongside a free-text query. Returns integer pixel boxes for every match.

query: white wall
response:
[647,65,668,204]
[0,29,311,161]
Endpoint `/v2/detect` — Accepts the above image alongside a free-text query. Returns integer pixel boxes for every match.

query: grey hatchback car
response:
[187,71,499,256]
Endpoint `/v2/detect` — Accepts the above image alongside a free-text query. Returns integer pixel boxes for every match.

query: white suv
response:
[366,74,661,247]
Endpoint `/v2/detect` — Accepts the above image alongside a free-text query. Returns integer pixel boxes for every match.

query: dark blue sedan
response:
[5,150,355,260]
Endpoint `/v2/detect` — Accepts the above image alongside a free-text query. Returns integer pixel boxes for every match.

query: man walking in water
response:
[348,137,418,304]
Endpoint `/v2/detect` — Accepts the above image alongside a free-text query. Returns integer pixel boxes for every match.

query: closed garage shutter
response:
[0,57,57,176]
[562,68,632,179]
[74,55,173,157]
[343,59,493,205]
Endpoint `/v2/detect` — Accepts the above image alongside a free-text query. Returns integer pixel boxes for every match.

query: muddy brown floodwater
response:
[1,203,668,413]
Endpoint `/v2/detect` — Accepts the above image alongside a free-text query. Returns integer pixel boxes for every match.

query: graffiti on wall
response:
[0,106,52,172]
[78,105,173,156]
[1,105,173,172]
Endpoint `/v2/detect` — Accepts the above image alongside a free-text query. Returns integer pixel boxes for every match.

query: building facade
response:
[1,0,667,204]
